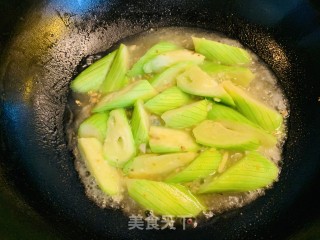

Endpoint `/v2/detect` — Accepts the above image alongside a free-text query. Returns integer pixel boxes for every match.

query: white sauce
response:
[67,27,289,225]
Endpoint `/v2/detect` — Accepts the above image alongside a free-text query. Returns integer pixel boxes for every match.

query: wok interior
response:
[0,0,319,239]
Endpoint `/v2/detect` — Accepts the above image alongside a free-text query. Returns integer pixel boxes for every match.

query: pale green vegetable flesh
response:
[222,81,283,132]
[78,112,109,143]
[198,151,279,193]
[93,80,158,112]
[100,44,129,93]
[177,65,235,106]
[144,86,192,115]
[149,126,200,153]
[70,50,117,93]
[143,49,205,74]
[161,100,208,129]
[150,61,194,92]
[193,37,252,66]
[127,42,180,77]
[201,62,254,87]
[103,109,136,168]
[166,148,222,183]
[193,120,260,150]
[127,179,205,217]
[131,99,150,147]
[78,138,123,196]
[123,152,198,180]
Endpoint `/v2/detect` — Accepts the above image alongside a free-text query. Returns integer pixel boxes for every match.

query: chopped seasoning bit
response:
[280,109,289,118]
[75,100,82,106]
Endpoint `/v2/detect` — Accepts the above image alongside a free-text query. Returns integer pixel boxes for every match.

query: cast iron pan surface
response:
[1,0,320,239]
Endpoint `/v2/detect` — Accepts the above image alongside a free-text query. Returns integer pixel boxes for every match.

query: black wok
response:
[1,0,320,239]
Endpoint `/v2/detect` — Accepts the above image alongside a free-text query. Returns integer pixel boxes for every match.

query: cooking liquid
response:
[67,27,289,227]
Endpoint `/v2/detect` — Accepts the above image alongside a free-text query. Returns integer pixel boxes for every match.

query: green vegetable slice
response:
[161,100,208,129]
[217,120,277,148]
[100,44,129,93]
[127,42,181,77]
[78,138,123,196]
[207,105,277,147]
[193,37,252,66]
[78,112,109,143]
[103,109,136,168]
[193,120,260,150]
[93,80,157,112]
[222,81,283,132]
[149,126,200,153]
[70,50,117,93]
[144,86,192,115]
[198,151,279,193]
[131,99,150,148]
[123,152,198,180]
[127,179,205,217]
[143,49,205,74]
[150,61,194,92]
[208,103,258,127]
[201,62,254,87]
[176,65,234,106]
[166,148,222,183]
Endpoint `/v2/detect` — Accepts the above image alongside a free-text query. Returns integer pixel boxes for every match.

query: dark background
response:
[1,0,320,239]
[0,1,63,238]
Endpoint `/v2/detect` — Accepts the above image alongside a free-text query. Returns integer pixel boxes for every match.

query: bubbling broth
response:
[67,27,288,227]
